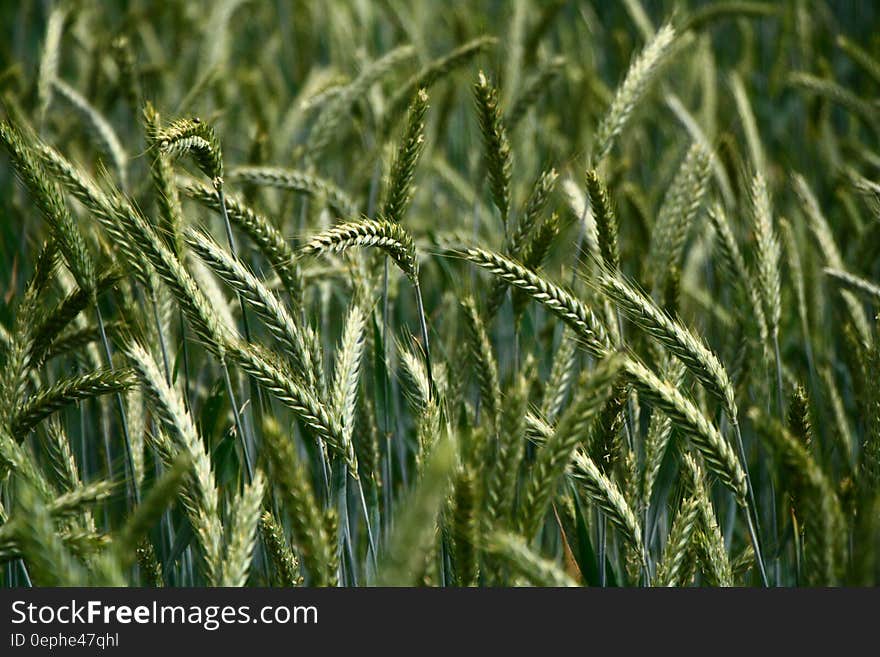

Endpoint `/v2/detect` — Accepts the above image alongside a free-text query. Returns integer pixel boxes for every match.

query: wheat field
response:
[0,1,878,588]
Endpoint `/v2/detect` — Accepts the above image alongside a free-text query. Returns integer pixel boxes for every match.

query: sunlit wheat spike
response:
[221,470,266,586]
[586,376,628,476]
[3,246,49,358]
[49,480,115,516]
[570,448,644,554]
[648,141,711,292]
[40,420,80,492]
[331,304,366,448]
[655,496,700,587]
[227,167,358,219]
[623,357,747,501]
[1,121,96,297]
[126,342,224,584]
[642,358,685,506]
[490,167,560,315]
[460,247,609,355]
[397,338,432,414]
[540,329,579,422]
[28,269,122,369]
[708,203,769,346]
[49,481,107,526]
[2,244,60,422]
[31,138,151,286]
[487,531,578,587]
[260,512,302,587]
[597,267,738,421]
[414,396,443,473]
[302,218,419,283]
[144,103,183,254]
[114,197,235,355]
[682,454,733,586]
[0,426,54,500]
[518,215,566,309]
[485,372,528,527]
[787,384,814,447]
[593,23,676,162]
[729,545,756,583]
[586,169,620,271]
[511,167,559,258]
[664,91,735,207]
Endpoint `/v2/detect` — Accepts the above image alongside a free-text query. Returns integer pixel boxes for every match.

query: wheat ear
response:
[570,449,644,555]
[460,247,610,355]
[186,228,317,385]
[593,23,676,162]
[183,181,304,304]
[221,470,266,586]
[228,167,358,219]
[461,296,502,431]
[12,368,136,437]
[260,512,303,586]
[519,353,624,539]
[473,70,512,224]
[486,531,578,587]
[598,268,739,421]
[226,340,354,470]
[262,417,337,586]
[127,342,224,584]
[623,357,746,500]
[655,496,700,586]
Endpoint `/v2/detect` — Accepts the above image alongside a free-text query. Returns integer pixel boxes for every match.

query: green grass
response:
[1,0,879,587]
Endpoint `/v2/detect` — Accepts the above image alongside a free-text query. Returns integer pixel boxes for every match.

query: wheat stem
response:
[95,304,139,505]
[222,360,253,483]
[732,420,769,587]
